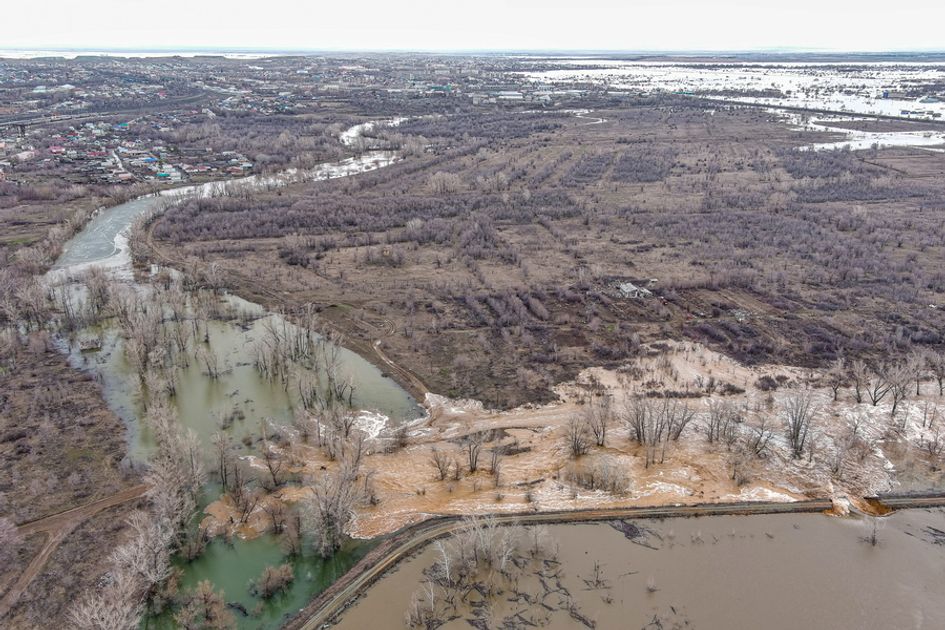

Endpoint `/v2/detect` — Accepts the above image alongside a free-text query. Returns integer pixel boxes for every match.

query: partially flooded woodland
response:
[3,52,945,630]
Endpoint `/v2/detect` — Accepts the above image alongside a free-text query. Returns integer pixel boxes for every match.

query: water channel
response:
[47,123,421,629]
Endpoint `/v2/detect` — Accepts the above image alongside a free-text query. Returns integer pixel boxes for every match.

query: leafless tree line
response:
[621,397,695,468]
[70,401,205,629]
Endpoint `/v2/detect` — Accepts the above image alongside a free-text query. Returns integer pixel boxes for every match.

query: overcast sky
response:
[4,0,943,52]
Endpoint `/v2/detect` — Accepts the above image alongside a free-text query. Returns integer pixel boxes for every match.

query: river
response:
[47,121,421,629]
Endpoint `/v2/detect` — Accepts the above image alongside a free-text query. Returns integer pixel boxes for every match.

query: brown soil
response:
[2,500,145,629]
[202,341,945,541]
[0,337,133,522]
[150,104,945,410]
[0,337,142,627]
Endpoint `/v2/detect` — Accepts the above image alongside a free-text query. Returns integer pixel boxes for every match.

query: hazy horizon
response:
[5,0,945,54]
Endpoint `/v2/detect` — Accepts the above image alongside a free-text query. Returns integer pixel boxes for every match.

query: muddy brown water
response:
[336,509,945,630]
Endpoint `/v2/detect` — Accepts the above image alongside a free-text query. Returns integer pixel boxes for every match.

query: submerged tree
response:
[251,564,295,599]
[173,580,235,630]
[300,460,366,558]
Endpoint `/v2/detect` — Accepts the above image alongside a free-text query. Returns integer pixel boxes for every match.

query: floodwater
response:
[523,59,945,121]
[51,148,398,282]
[149,534,375,630]
[337,509,945,630]
[791,114,945,152]
[50,121,417,461]
[63,292,420,463]
[48,122,417,628]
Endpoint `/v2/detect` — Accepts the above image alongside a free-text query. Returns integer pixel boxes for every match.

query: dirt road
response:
[0,484,148,620]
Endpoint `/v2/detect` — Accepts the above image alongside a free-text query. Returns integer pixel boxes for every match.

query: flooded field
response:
[790,114,945,152]
[44,122,419,628]
[523,59,945,120]
[62,292,420,463]
[337,509,945,629]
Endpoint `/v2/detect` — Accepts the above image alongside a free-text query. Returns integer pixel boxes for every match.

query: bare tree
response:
[566,415,590,458]
[921,400,940,430]
[825,357,845,402]
[261,498,288,534]
[730,444,754,486]
[251,564,295,599]
[111,511,174,604]
[865,363,892,406]
[621,397,694,467]
[301,460,365,557]
[929,351,945,397]
[259,439,286,490]
[622,396,652,446]
[584,395,613,447]
[211,431,235,491]
[565,457,628,494]
[69,568,143,630]
[465,431,485,473]
[82,266,111,320]
[174,580,234,630]
[704,400,739,445]
[430,447,451,481]
[924,427,944,464]
[746,415,774,457]
[195,345,221,380]
[281,508,304,557]
[782,390,817,459]
[488,445,505,485]
[910,350,926,396]
[888,361,915,420]
[428,171,462,195]
[850,359,868,404]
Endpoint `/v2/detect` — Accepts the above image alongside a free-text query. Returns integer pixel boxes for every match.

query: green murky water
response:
[148,534,375,630]
[50,127,415,628]
[60,295,418,628]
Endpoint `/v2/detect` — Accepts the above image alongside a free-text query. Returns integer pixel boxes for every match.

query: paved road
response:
[0,93,209,129]
[0,484,148,620]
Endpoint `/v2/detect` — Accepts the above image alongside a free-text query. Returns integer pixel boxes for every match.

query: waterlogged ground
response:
[151,534,375,630]
[44,121,419,629]
[63,292,420,463]
[789,113,945,152]
[523,59,945,120]
[54,287,420,627]
[337,509,945,630]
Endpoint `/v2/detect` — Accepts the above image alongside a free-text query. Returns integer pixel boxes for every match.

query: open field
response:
[151,100,945,408]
